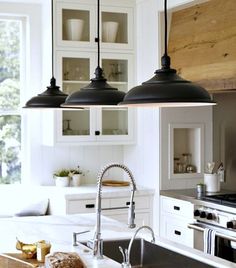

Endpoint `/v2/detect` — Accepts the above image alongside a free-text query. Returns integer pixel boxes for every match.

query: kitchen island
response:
[0,213,235,267]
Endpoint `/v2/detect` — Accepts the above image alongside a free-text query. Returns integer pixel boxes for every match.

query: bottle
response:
[174,157,180,173]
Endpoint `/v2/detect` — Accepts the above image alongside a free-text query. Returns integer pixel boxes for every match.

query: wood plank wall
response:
[168,0,236,92]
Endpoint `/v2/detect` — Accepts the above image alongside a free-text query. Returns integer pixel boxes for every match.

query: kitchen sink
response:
[94,238,214,268]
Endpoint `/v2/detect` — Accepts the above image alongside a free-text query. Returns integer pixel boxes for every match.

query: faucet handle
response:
[128,203,136,228]
[72,230,90,246]
[119,246,131,268]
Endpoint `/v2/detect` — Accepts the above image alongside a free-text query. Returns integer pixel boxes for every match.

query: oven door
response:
[188,223,236,263]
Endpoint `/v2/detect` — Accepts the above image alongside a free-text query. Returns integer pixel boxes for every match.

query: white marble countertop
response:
[41,184,155,200]
[1,213,235,268]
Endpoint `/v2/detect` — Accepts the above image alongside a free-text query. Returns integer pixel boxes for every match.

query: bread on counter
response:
[45,252,85,268]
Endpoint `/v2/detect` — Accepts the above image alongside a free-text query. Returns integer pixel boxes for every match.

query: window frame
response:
[0,2,43,185]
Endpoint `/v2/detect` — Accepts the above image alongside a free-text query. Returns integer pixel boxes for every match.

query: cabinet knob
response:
[95,130,100,136]
[126,201,135,206]
[194,209,200,217]
[174,230,181,236]
[226,221,236,229]
[206,213,213,220]
[85,204,95,208]
[200,211,206,218]
[174,206,180,211]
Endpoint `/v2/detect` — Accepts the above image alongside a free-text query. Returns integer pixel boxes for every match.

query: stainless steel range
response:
[188,193,236,263]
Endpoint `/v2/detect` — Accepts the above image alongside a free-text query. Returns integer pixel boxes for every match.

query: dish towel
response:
[204,228,216,255]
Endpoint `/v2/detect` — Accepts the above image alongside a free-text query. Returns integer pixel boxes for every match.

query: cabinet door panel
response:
[161,196,193,219]
[56,2,96,48]
[67,199,109,214]
[103,210,150,226]
[110,196,150,210]
[161,215,193,248]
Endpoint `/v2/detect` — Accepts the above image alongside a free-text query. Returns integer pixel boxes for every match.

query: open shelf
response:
[168,123,204,179]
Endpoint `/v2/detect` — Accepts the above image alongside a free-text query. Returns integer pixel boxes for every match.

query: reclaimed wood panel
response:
[168,0,236,92]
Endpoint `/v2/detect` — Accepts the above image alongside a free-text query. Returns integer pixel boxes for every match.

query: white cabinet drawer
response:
[161,215,193,247]
[104,210,150,226]
[67,199,109,214]
[161,196,193,219]
[110,196,150,209]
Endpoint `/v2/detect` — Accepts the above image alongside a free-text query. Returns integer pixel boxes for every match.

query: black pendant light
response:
[61,0,125,107]
[119,0,215,107]
[24,0,67,108]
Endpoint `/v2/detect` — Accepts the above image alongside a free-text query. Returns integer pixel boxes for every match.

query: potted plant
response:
[69,166,83,187]
[53,169,70,187]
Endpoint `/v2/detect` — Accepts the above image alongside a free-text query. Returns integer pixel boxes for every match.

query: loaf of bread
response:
[45,252,85,268]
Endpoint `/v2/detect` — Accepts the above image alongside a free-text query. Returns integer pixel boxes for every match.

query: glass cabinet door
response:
[56,50,96,95]
[102,58,128,93]
[62,57,90,95]
[101,108,128,136]
[101,6,133,49]
[62,110,90,136]
[56,2,96,48]
[101,54,133,94]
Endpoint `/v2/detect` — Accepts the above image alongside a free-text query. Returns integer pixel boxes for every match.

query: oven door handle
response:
[188,223,236,243]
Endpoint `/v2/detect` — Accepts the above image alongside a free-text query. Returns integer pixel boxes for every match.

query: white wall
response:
[124,0,160,233]
[160,107,213,190]
[213,93,236,191]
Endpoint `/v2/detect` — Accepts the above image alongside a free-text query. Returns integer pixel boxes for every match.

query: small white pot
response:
[102,21,119,43]
[55,176,70,187]
[65,19,84,41]
[71,174,82,187]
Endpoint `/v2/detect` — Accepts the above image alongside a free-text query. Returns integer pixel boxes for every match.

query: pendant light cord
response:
[97,0,100,68]
[164,0,167,56]
[161,0,171,69]
[94,0,104,79]
[51,0,54,78]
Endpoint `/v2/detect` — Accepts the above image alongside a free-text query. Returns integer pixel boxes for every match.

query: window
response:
[0,17,23,184]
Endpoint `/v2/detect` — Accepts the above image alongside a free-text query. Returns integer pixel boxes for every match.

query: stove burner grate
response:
[201,193,236,207]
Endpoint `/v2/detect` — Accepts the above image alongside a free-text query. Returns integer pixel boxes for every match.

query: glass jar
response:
[182,153,191,172]
[174,157,180,173]
[176,162,184,173]
[182,153,196,173]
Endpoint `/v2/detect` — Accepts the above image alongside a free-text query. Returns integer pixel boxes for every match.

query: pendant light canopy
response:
[61,0,125,107]
[119,0,215,107]
[24,0,67,108]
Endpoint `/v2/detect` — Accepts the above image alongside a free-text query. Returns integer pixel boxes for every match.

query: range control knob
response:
[194,210,200,217]
[200,211,206,218]
[227,221,235,229]
[207,213,214,220]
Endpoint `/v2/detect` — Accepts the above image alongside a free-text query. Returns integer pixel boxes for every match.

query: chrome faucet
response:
[93,163,137,259]
[120,225,155,268]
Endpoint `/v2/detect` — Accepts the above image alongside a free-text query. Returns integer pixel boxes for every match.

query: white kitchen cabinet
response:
[49,192,153,227]
[160,196,194,248]
[42,106,135,146]
[45,0,136,146]
[55,0,134,50]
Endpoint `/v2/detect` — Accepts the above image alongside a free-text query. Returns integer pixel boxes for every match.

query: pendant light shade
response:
[119,0,215,107]
[25,77,67,108]
[61,67,125,107]
[24,0,67,108]
[61,0,125,107]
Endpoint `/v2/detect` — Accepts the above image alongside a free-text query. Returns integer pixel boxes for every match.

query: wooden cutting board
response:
[168,0,236,92]
[0,253,43,267]
[102,180,130,187]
